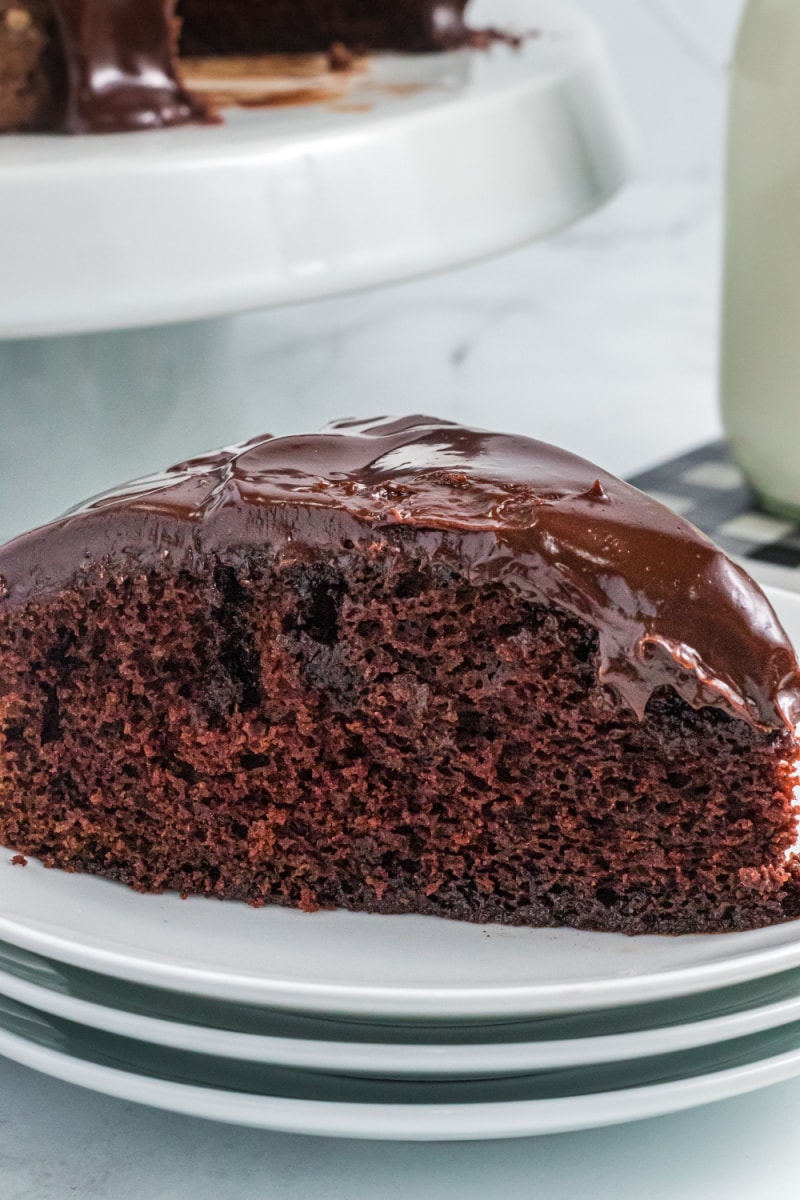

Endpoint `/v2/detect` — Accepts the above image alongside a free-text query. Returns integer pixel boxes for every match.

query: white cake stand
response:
[0,0,631,339]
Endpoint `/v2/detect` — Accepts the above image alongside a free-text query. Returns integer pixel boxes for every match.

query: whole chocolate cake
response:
[0,0,471,133]
[1,415,799,934]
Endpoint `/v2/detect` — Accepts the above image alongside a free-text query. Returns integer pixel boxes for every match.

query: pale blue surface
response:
[0,1054,797,1200]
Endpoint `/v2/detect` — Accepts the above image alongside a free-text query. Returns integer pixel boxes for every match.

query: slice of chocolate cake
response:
[1,416,799,934]
[0,0,472,133]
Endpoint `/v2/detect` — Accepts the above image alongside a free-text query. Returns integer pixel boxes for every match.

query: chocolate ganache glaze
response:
[52,0,206,134]
[46,1,470,134]
[1,415,798,732]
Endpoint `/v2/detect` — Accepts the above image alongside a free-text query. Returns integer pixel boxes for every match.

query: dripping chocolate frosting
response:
[46,1,470,134]
[1,416,798,732]
[52,0,206,134]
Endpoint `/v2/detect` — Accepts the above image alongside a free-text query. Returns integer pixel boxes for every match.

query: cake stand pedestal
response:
[0,0,630,339]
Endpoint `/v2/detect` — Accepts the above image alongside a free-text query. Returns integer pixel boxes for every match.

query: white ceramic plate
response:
[0,583,798,1021]
[0,0,631,339]
[6,940,800,1076]
[3,991,800,1139]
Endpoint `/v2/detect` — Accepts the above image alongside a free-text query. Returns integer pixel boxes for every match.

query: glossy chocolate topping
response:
[2,416,798,732]
[52,0,205,133]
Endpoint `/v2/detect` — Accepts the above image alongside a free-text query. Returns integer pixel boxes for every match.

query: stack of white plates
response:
[1,584,800,1141]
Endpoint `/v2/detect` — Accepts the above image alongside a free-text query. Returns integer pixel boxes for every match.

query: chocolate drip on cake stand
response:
[51,0,206,133]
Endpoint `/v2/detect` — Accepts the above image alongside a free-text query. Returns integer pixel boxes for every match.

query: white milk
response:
[721,0,800,516]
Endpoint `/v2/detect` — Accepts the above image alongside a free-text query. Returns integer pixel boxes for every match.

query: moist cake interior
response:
[1,549,797,933]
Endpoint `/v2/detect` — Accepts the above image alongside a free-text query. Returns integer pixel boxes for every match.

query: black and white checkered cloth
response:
[628,442,800,571]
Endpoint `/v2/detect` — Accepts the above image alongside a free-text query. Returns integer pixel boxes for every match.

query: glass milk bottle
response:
[721,0,800,517]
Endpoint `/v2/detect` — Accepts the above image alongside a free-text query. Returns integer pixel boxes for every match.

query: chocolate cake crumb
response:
[0,0,61,131]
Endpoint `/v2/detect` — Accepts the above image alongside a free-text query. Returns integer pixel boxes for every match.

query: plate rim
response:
[1,1017,800,1139]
